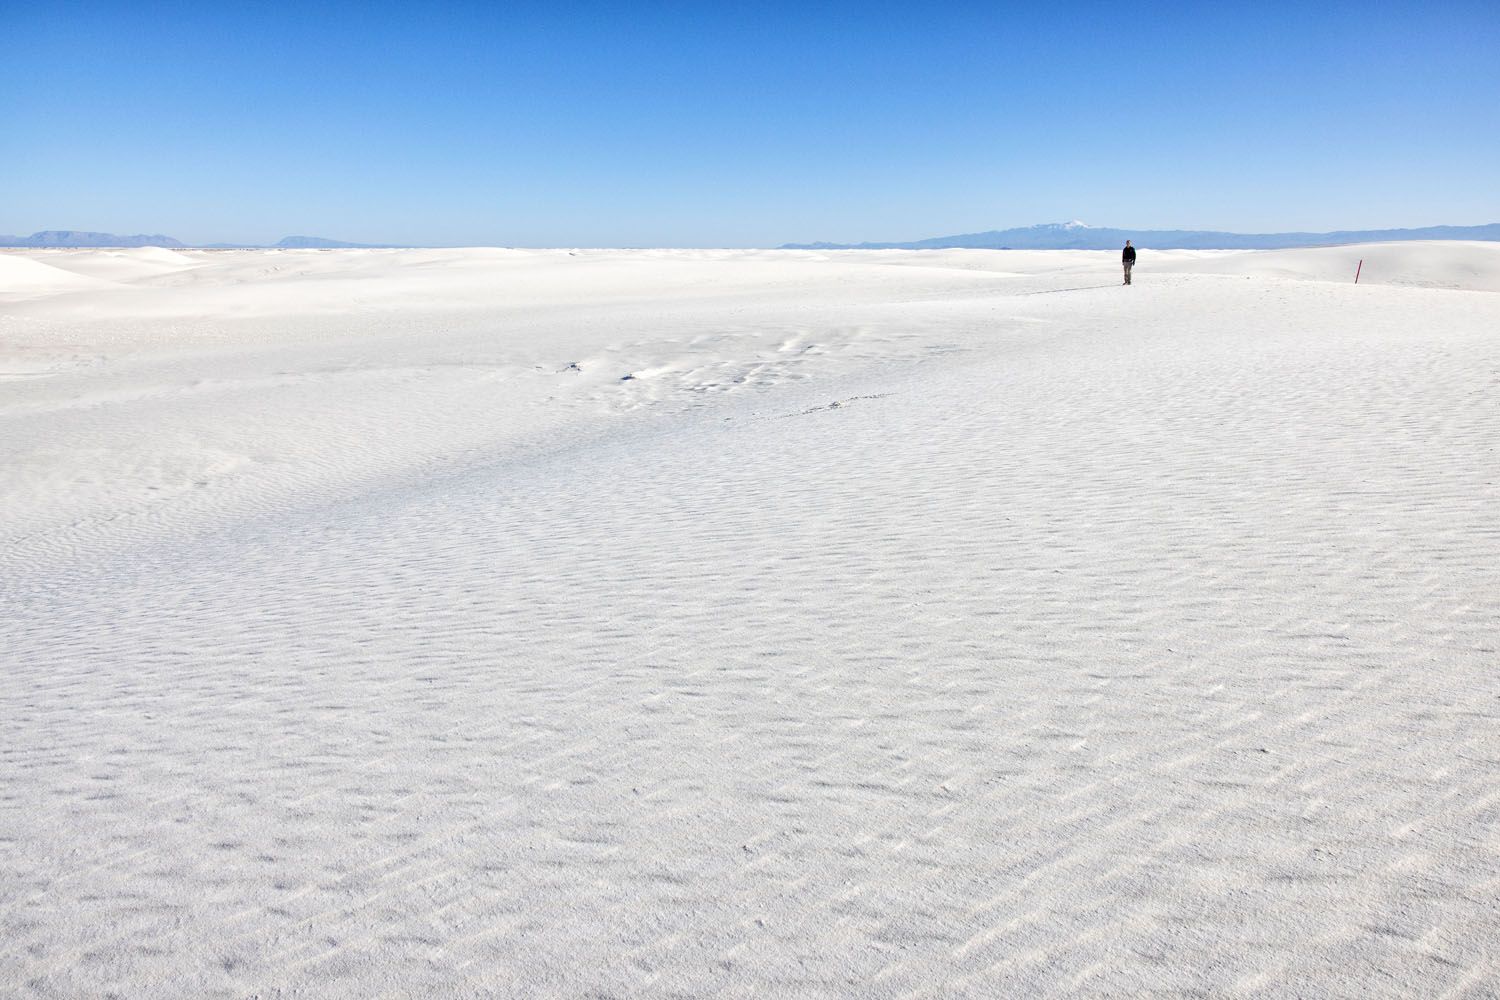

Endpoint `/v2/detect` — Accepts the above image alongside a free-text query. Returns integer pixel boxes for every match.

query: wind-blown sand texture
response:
[3,243,1498,997]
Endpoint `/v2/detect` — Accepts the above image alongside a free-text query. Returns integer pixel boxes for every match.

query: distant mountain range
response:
[271,235,390,249]
[0,230,188,248]
[9,223,1500,252]
[0,230,391,249]
[782,221,1500,251]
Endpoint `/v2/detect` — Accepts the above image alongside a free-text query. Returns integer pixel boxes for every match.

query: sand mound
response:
[0,253,114,296]
[1156,239,1500,291]
[30,245,205,283]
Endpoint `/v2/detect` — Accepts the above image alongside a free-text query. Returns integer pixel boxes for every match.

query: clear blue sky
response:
[4,1,1498,247]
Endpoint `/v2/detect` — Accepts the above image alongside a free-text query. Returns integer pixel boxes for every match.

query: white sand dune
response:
[0,254,116,298]
[2,244,1498,997]
[1150,240,1500,291]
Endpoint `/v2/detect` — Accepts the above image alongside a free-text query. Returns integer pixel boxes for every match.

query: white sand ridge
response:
[2,242,1499,996]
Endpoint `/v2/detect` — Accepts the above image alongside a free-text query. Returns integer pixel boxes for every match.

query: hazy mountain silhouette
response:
[781,221,1500,251]
[0,230,186,248]
[274,236,388,249]
[0,231,394,249]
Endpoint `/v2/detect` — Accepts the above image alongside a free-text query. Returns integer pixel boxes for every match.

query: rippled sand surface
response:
[4,243,1499,997]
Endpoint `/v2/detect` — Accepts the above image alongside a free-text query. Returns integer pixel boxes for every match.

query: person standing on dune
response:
[1122,240,1136,285]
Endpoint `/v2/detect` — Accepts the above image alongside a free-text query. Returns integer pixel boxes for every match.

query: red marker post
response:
[1355,259,1363,284]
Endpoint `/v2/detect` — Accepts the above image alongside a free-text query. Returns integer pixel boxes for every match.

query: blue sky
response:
[4,1,1498,246]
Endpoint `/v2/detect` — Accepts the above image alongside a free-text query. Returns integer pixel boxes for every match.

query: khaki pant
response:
[1123,261,1134,284]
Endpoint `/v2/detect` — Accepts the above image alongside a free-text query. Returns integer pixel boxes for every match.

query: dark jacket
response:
[1122,245,1136,264]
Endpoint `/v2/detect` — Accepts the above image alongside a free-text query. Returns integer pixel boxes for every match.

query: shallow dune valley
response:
[3,242,1499,997]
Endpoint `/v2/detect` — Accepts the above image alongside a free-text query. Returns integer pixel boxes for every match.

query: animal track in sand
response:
[788,394,891,416]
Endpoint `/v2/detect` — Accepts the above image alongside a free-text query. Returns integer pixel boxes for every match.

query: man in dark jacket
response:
[1122,240,1136,285]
